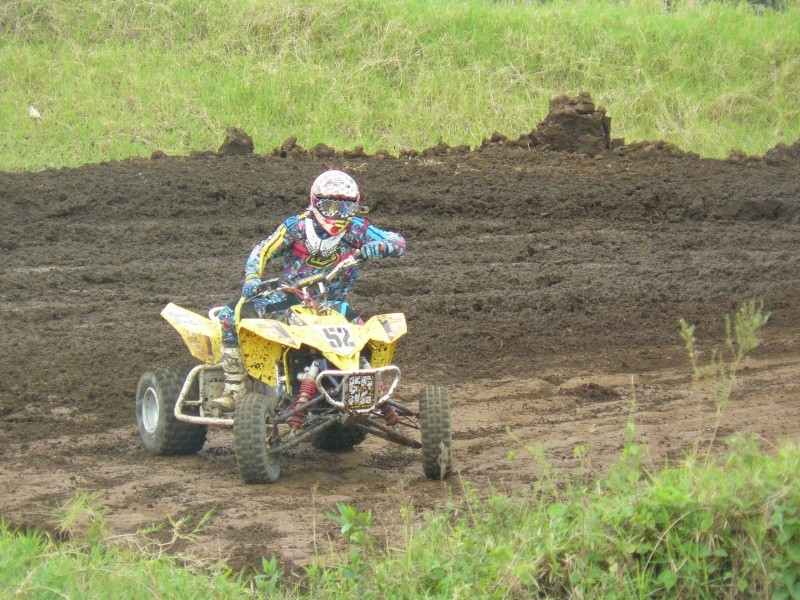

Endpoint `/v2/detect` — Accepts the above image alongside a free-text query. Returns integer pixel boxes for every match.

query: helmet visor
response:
[316,198,358,219]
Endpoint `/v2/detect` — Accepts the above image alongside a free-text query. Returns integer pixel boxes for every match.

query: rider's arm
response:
[242,221,292,297]
[352,217,406,259]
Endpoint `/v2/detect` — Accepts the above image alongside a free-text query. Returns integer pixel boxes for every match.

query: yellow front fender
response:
[237,311,408,385]
[238,319,299,385]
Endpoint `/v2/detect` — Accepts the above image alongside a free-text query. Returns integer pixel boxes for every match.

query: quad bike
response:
[135,256,452,483]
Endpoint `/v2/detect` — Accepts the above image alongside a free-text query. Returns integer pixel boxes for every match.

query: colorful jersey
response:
[216,211,405,346]
[242,211,405,302]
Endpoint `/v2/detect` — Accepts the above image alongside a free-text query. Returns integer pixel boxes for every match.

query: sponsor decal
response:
[265,322,296,345]
[306,252,340,269]
[164,305,203,329]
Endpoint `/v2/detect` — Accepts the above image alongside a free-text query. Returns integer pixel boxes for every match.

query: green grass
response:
[306,437,800,599]
[0,492,248,599]
[1,0,799,170]
[0,522,251,600]
[3,438,798,599]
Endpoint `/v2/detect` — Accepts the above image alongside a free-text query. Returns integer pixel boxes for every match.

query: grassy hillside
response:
[1,0,799,171]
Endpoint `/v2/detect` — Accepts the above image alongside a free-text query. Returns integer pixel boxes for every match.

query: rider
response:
[211,169,406,412]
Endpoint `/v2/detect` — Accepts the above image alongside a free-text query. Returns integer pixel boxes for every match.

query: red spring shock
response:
[380,402,400,427]
[288,379,317,428]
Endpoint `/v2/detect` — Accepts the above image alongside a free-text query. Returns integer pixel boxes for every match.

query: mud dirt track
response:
[1,128,799,571]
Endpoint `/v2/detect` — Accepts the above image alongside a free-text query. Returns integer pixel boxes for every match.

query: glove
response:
[242,277,262,298]
[360,240,401,260]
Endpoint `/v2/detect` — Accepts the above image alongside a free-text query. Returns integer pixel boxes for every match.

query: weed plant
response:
[1,0,799,170]
[681,299,771,457]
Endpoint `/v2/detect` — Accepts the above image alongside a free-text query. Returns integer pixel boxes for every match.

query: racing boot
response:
[210,346,244,413]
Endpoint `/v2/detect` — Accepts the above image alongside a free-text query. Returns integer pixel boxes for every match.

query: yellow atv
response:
[135,256,452,483]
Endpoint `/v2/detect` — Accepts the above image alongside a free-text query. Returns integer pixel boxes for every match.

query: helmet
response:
[309,170,361,235]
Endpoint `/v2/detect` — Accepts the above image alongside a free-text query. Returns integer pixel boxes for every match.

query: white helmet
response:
[309,170,361,234]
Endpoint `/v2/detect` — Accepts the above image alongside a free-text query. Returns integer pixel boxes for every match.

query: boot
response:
[210,347,244,413]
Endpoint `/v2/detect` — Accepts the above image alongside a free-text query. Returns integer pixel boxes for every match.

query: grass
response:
[1,504,250,599]
[1,0,799,170]
[3,438,798,598]
[308,437,800,599]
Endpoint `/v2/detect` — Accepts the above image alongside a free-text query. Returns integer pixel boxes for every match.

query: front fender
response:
[238,319,293,385]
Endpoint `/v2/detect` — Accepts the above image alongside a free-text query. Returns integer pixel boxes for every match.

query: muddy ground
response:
[1,98,799,572]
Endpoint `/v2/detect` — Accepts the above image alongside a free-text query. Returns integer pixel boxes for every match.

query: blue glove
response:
[360,240,400,260]
[242,277,262,298]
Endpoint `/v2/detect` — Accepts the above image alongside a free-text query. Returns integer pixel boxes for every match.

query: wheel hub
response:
[142,386,160,433]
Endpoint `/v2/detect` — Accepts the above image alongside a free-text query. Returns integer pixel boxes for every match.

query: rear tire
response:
[419,386,452,480]
[135,367,207,455]
[311,423,367,451]
[234,391,282,483]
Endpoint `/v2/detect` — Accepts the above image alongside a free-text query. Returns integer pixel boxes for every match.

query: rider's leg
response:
[210,294,304,412]
[329,300,364,325]
[211,300,246,412]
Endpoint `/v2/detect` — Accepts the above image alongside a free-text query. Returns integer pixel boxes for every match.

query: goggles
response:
[316,197,358,219]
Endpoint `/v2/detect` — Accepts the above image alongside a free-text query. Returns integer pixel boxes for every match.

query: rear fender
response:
[161,303,222,364]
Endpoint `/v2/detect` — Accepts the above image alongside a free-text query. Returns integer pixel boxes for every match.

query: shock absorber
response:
[287,362,320,428]
[380,402,400,426]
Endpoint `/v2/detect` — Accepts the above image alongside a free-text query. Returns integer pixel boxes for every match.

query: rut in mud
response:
[1,95,799,570]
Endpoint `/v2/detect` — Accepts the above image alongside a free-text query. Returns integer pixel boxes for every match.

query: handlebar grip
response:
[283,255,361,290]
[295,274,323,289]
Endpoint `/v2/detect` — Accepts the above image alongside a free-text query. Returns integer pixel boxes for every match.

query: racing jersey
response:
[242,211,405,303]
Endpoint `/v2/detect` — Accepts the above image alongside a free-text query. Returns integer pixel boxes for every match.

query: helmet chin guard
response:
[310,207,347,235]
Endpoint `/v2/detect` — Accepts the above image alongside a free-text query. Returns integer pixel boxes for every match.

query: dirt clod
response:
[218,127,255,157]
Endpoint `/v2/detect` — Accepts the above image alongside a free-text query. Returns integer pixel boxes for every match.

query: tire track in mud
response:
[1,142,799,569]
[0,350,797,569]
[450,354,800,479]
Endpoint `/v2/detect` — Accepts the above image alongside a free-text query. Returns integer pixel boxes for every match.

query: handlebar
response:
[247,254,362,305]
[294,254,360,289]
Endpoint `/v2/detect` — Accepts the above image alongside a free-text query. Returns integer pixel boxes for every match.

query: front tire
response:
[419,386,452,480]
[135,367,207,455]
[234,391,282,483]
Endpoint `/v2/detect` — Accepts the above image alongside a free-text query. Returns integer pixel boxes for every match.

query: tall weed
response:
[680,299,770,456]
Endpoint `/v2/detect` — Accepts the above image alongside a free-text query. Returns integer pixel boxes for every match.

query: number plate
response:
[345,375,376,408]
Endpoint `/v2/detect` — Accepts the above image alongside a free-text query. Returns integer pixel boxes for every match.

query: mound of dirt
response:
[0,94,798,571]
[522,91,612,155]
[217,127,255,157]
